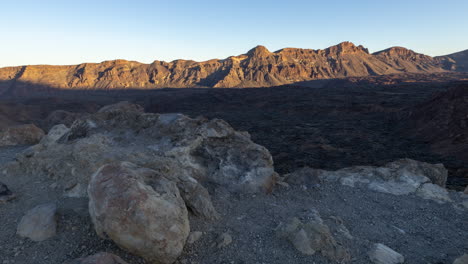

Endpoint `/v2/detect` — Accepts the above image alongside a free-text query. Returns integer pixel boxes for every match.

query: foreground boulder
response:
[0,124,44,146]
[88,162,190,264]
[17,203,57,242]
[65,252,128,264]
[8,103,276,196]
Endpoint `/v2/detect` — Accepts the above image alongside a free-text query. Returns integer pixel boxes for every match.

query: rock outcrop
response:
[8,103,276,197]
[276,211,350,262]
[285,159,453,204]
[0,124,44,146]
[0,42,458,94]
[88,162,189,264]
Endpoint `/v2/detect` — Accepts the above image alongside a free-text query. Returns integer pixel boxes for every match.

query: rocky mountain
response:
[436,49,468,72]
[0,42,464,94]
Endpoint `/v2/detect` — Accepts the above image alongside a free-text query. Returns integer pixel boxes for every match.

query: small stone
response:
[453,254,468,264]
[217,232,233,248]
[0,182,16,204]
[416,183,452,203]
[17,203,57,242]
[64,183,86,198]
[368,243,404,264]
[187,231,203,244]
[64,252,129,264]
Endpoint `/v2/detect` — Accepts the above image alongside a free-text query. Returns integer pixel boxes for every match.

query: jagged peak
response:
[325,41,369,54]
[373,46,417,56]
[247,45,271,57]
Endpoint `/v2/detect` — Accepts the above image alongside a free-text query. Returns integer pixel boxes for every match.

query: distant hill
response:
[435,49,468,72]
[0,42,465,94]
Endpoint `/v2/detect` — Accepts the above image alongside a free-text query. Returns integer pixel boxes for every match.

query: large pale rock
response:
[285,159,447,196]
[11,105,276,196]
[416,183,452,203]
[276,211,350,262]
[0,124,45,146]
[65,252,129,264]
[40,124,70,146]
[88,162,190,264]
[368,243,404,264]
[17,203,57,241]
[453,254,468,264]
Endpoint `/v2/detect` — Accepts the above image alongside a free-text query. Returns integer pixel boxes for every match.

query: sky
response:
[1,0,467,67]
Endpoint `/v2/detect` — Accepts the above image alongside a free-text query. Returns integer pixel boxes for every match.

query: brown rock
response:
[0,124,44,146]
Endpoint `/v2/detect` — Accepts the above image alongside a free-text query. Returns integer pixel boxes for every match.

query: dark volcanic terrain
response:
[1,72,467,189]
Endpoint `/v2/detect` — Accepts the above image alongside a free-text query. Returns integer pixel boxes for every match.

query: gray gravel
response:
[1,146,467,264]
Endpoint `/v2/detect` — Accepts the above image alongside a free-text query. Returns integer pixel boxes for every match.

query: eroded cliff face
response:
[0,42,456,94]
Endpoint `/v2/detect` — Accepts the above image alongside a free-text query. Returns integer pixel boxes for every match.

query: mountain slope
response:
[435,49,468,72]
[0,42,459,93]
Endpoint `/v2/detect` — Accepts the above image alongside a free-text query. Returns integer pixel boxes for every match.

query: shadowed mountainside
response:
[436,49,468,72]
[1,42,465,94]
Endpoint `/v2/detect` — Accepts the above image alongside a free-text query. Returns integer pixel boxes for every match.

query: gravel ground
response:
[1,146,466,264]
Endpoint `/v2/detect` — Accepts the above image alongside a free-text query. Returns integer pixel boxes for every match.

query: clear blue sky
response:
[1,0,467,67]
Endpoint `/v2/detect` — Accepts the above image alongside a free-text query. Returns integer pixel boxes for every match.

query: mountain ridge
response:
[0,42,466,94]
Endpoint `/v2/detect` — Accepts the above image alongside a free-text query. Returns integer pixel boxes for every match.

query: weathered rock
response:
[0,124,45,146]
[0,181,16,204]
[88,162,190,264]
[98,101,144,113]
[65,252,129,264]
[216,232,233,249]
[276,211,350,262]
[176,175,219,219]
[368,243,404,264]
[43,110,82,131]
[187,231,203,244]
[64,182,87,198]
[416,183,452,203]
[285,159,447,196]
[10,106,276,196]
[40,124,70,146]
[453,254,468,264]
[17,203,57,242]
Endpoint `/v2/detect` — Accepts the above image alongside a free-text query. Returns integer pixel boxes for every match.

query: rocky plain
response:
[0,43,468,264]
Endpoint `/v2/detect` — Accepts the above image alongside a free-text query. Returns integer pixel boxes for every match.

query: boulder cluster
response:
[3,101,277,263]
